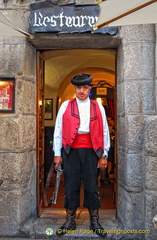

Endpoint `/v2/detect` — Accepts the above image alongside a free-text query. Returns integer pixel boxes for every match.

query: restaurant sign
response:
[29,1,117,35]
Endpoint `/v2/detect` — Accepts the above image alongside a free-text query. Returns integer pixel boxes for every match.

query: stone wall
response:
[1,0,157,239]
[0,0,98,237]
[0,3,37,236]
[143,24,157,240]
[117,24,157,240]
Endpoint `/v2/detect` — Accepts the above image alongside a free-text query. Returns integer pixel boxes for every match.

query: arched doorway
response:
[36,49,117,216]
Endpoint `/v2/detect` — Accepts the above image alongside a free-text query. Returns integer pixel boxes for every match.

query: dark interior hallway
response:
[42,172,115,210]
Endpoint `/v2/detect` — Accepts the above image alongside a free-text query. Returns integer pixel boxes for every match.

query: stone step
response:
[20,209,141,239]
[21,209,119,239]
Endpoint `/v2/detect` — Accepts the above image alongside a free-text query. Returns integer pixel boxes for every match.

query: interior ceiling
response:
[44,49,116,100]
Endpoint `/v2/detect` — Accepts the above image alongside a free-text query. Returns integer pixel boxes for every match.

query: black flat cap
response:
[71,73,92,86]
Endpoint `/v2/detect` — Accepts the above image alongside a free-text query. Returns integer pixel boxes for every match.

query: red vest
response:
[62,98,104,158]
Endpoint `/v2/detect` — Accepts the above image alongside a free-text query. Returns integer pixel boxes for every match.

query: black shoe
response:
[56,222,76,236]
[88,209,107,238]
[93,227,107,238]
[56,208,76,236]
[90,223,107,238]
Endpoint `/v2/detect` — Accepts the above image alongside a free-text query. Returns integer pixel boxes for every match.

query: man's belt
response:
[71,133,93,148]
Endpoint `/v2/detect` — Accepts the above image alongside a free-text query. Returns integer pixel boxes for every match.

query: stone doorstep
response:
[21,209,119,239]
[0,238,141,240]
[20,209,142,239]
[30,222,121,239]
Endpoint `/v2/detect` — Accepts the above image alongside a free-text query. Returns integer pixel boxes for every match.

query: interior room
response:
[43,48,116,211]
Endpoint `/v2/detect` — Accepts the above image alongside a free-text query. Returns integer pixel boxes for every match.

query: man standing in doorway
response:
[53,73,110,238]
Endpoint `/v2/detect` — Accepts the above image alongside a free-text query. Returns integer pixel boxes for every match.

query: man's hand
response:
[54,156,62,169]
[97,158,108,169]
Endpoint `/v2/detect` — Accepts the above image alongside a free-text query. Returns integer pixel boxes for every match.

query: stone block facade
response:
[0,2,36,236]
[117,24,157,240]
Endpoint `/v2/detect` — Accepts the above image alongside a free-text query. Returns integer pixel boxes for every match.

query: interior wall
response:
[44,49,116,127]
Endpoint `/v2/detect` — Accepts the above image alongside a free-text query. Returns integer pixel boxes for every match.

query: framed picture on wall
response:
[96,87,107,95]
[45,98,53,120]
[0,77,15,113]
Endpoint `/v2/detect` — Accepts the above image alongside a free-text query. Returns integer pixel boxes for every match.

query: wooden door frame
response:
[36,48,118,215]
[36,51,45,216]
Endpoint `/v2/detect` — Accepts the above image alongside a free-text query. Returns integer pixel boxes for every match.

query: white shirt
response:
[53,97,110,157]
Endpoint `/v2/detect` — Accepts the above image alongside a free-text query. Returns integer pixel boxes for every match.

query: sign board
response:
[0,78,15,112]
[29,1,117,35]
[96,88,107,95]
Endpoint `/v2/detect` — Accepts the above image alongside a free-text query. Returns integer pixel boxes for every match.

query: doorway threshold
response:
[28,208,119,239]
[41,208,116,220]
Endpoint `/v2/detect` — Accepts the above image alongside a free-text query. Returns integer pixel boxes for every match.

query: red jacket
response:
[62,98,104,158]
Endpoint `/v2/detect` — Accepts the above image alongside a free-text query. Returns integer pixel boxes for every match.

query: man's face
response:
[74,85,91,101]
[107,117,114,127]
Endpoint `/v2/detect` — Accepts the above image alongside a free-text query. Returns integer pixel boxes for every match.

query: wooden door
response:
[36,51,45,216]
[114,53,118,211]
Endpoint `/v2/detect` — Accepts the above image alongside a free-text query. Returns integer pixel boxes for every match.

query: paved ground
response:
[0,237,141,240]
[0,209,141,239]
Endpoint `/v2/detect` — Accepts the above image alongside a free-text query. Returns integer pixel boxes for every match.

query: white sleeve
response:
[98,102,110,157]
[53,100,69,156]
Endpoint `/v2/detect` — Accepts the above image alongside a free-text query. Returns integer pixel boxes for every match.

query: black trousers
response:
[108,146,114,163]
[62,148,101,209]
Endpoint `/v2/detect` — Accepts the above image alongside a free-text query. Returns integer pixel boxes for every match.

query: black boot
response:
[56,208,77,236]
[88,209,107,238]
